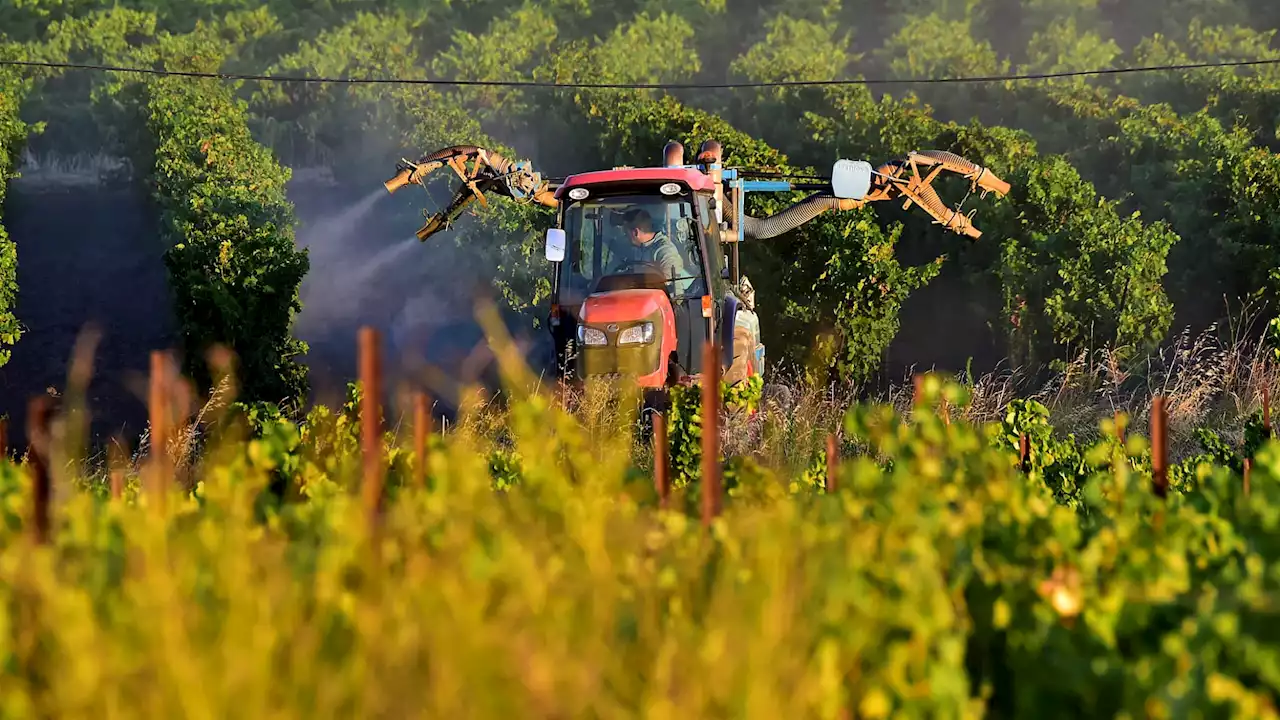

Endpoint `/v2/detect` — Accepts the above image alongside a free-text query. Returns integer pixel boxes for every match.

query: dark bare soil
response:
[0,186,176,452]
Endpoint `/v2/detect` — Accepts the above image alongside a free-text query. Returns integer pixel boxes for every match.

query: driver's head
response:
[623,209,657,246]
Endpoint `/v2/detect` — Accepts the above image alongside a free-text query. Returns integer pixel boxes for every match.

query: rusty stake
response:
[108,436,126,501]
[27,397,52,545]
[148,350,172,505]
[413,391,430,490]
[1244,457,1252,498]
[1019,433,1029,472]
[653,412,669,509]
[701,340,721,527]
[359,327,384,528]
[1151,395,1168,499]
[825,433,838,492]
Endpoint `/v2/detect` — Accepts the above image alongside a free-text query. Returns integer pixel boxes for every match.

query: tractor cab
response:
[558,194,705,301]
[545,167,733,387]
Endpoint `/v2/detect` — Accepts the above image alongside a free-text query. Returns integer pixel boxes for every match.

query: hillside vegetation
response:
[2,0,1280,400]
[3,1,1280,714]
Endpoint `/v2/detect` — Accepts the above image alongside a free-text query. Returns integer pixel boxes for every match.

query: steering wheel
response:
[617,259,667,278]
[591,259,671,294]
[603,257,665,278]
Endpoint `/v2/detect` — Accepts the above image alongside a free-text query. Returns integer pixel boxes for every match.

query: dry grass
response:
[710,312,1280,468]
[46,309,1280,484]
[52,360,235,497]
[1011,322,1275,460]
[297,314,1280,472]
[867,317,1278,462]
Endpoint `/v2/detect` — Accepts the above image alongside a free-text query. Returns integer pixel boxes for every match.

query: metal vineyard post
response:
[148,350,172,506]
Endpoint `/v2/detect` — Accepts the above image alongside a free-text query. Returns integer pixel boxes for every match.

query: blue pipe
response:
[742,180,792,193]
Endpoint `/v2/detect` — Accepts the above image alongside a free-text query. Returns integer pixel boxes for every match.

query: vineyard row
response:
[15,322,1263,546]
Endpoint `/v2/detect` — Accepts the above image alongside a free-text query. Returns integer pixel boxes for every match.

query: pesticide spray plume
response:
[286,180,556,426]
[293,188,416,346]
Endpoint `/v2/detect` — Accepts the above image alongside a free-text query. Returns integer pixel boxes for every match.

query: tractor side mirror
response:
[545,228,566,263]
[831,159,872,200]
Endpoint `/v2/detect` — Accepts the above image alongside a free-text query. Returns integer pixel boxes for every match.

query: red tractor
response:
[382,140,1009,394]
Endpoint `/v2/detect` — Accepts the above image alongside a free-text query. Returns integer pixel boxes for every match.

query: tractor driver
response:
[615,208,695,296]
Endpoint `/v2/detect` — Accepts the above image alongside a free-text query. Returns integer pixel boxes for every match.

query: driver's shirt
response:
[624,230,693,295]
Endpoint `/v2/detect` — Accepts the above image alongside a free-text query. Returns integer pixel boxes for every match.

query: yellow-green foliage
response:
[0,58,32,368]
[145,71,310,406]
[0,364,1278,718]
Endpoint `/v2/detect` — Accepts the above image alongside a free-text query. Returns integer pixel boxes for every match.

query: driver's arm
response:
[653,241,693,293]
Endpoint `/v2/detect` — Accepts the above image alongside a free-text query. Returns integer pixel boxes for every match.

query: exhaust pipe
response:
[663,140,684,167]
[696,139,723,165]
[697,139,726,224]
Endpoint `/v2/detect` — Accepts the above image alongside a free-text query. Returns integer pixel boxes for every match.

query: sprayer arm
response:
[382,145,559,242]
[739,149,1009,240]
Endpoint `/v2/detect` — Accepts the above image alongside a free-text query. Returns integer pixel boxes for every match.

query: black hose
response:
[417,145,516,174]
[419,145,481,162]
[741,194,849,240]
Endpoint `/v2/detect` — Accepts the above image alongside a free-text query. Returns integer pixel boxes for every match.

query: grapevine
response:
[0,61,32,368]
[144,72,310,408]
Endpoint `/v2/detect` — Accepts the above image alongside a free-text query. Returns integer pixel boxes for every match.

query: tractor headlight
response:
[577,325,608,346]
[617,322,654,345]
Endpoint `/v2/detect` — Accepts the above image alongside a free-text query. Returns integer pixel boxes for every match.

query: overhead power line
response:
[2,56,1279,88]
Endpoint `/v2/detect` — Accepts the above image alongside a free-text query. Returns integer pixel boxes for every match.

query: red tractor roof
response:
[554,167,715,198]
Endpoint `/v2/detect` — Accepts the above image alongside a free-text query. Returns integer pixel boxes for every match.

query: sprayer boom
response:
[861,150,1010,238]
[378,138,1012,394]
[383,145,559,241]
[383,141,1009,242]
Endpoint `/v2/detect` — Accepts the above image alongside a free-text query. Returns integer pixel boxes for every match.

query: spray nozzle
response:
[384,158,421,194]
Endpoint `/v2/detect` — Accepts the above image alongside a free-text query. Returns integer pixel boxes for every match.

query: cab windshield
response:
[558,192,706,303]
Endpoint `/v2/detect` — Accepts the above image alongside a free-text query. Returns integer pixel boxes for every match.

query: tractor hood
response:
[580,289,669,323]
[575,288,677,388]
